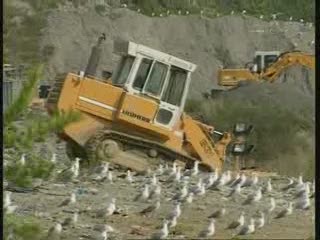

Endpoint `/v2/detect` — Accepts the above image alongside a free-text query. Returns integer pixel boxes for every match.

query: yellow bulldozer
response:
[217,50,315,89]
[46,35,253,172]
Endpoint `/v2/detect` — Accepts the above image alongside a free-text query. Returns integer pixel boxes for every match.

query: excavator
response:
[217,51,315,89]
[46,35,253,172]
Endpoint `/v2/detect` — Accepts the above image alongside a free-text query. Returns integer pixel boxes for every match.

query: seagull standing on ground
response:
[134,184,150,201]
[237,218,255,235]
[281,177,295,191]
[227,211,245,229]
[127,170,133,183]
[296,195,310,210]
[227,183,242,198]
[20,154,26,165]
[168,202,181,219]
[58,192,76,207]
[51,153,57,163]
[169,215,178,228]
[275,202,293,219]
[198,219,215,237]
[47,223,62,239]
[149,184,161,199]
[243,187,262,205]
[4,191,12,208]
[208,207,226,219]
[255,211,265,228]
[151,219,169,239]
[156,164,164,175]
[105,198,116,216]
[185,193,194,204]
[140,200,161,217]
[267,197,276,213]
[263,178,273,193]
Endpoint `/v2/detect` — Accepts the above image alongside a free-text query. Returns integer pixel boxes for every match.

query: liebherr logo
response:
[122,110,151,123]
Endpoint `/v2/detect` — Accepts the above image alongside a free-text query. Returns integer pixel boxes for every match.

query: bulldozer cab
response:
[111,41,197,129]
[252,51,280,73]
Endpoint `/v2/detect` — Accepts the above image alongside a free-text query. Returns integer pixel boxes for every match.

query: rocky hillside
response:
[40,6,315,98]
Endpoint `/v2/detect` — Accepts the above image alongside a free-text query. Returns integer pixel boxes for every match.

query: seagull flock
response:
[4,153,315,239]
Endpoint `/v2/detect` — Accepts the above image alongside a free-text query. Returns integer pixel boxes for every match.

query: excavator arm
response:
[262,52,315,82]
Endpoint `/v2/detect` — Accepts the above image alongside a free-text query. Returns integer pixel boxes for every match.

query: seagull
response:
[266,197,276,213]
[151,219,169,239]
[58,192,76,207]
[204,172,217,188]
[134,184,150,201]
[259,15,264,19]
[140,200,161,217]
[149,184,161,199]
[262,178,273,193]
[242,173,258,187]
[5,204,18,214]
[172,183,188,201]
[47,223,62,239]
[198,219,215,238]
[289,16,293,21]
[159,13,163,17]
[295,182,310,199]
[151,173,158,186]
[271,14,277,20]
[242,187,262,205]
[200,10,204,16]
[168,202,181,219]
[121,3,127,8]
[127,170,133,183]
[93,224,115,233]
[231,10,234,15]
[281,177,295,191]
[208,207,226,219]
[255,211,265,228]
[227,183,242,198]
[107,171,113,183]
[184,160,200,177]
[231,173,246,188]
[190,178,203,193]
[4,191,12,208]
[169,215,178,228]
[151,12,155,17]
[237,218,255,235]
[275,202,293,219]
[300,19,304,23]
[178,10,181,15]
[295,175,304,191]
[186,11,190,15]
[20,153,26,165]
[226,211,245,229]
[166,10,170,16]
[242,10,247,15]
[101,230,108,240]
[229,172,240,186]
[51,153,57,163]
[185,193,194,204]
[174,166,182,182]
[168,162,177,177]
[105,198,116,216]
[295,196,310,210]
[156,164,164,175]
[137,8,141,13]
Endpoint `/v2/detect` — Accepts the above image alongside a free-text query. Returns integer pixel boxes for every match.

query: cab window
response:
[133,58,153,90]
[143,62,168,97]
[112,56,135,85]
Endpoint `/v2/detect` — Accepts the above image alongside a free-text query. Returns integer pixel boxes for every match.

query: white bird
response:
[255,211,265,228]
[173,183,188,201]
[47,223,62,238]
[169,162,177,176]
[100,162,109,175]
[151,174,158,186]
[204,172,216,188]
[51,153,57,163]
[200,10,204,15]
[300,19,304,23]
[208,207,226,219]
[178,10,181,15]
[20,154,26,165]
[93,224,115,233]
[107,171,113,183]
[229,172,240,186]
[140,200,161,216]
[295,182,310,198]
[159,13,163,17]
[267,197,276,213]
[263,178,273,193]
[196,184,206,196]
[58,192,76,207]
[127,170,133,183]
[243,187,262,205]
[242,10,247,15]
[231,10,234,15]
[4,191,12,208]
[186,11,189,15]
[295,196,310,210]
[151,12,155,17]
[224,170,232,183]
[166,10,170,16]
[227,211,245,229]
[271,14,277,20]
[243,173,258,187]
[134,184,150,201]
[5,204,18,214]
[198,219,215,237]
[169,216,177,228]
[151,219,169,239]
[168,202,181,219]
[237,218,255,235]
[275,202,293,218]
[227,183,242,197]
[281,177,295,191]
[259,15,264,19]
[149,184,161,199]
[295,175,304,191]
[156,164,164,175]
[289,16,293,21]
[105,198,116,216]
[175,166,182,182]
[137,8,141,13]
[121,3,127,8]
[216,13,220,17]
[186,193,194,204]
[71,158,80,178]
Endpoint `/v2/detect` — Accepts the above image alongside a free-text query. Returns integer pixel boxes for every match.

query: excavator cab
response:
[251,51,280,73]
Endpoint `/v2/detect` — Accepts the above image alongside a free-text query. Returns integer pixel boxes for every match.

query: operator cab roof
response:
[113,40,197,73]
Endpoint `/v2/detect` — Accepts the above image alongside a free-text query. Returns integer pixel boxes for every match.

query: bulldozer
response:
[46,35,253,172]
[217,50,315,89]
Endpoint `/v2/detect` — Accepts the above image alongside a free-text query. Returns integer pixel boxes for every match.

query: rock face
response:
[40,7,314,99]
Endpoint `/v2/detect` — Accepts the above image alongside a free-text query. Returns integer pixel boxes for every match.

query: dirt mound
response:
[40,7,314,99]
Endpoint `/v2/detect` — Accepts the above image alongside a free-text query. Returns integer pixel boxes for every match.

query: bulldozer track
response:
[85,129,210,171]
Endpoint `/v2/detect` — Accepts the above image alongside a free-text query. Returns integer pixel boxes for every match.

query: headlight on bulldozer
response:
[231,143,255,155]
[233,123,254,135]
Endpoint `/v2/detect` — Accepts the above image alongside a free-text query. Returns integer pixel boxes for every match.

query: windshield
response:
[112,56,134,85]
[161,67,187,106]
[143,62,168,97]
[264,55,278,68]
[133,58,153,90]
